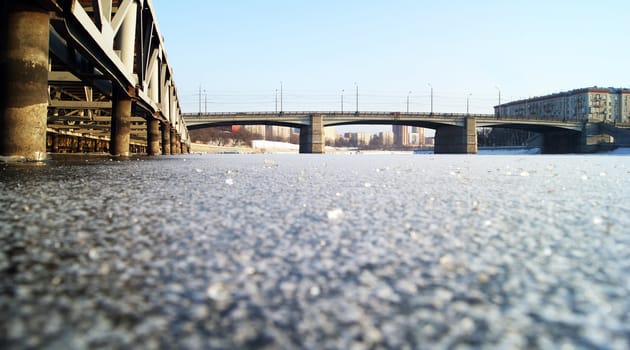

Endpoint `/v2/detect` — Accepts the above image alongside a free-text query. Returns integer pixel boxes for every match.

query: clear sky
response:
[152,0,630,130]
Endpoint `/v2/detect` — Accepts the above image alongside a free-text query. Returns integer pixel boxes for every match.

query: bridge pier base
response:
[299,114,325,153]
[162,123,171,155]
[110,87,132,156]
[147,118,160,156]
[435,117,477,154]
[0,1,49,161]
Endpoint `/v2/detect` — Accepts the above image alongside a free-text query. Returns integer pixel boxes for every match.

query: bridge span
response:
[1,0,189,160]
[184,112,587,154]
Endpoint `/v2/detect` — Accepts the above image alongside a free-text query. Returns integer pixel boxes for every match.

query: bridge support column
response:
[147,118,160,155]
[170,128,179,154]
[299,114,325,153]
[0,1,49,161]
[110,87,132,156]
[161,123,171,155]
[434,117,477,154]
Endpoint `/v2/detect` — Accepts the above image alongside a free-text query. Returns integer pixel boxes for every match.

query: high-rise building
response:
[264,125,291,141]
[325,127,337,144]
[356,132,372,146]
[393,125,409,146]
[244,125,266,138]
[410,127,425,145]
[380,131,394,145]
[495,87,630,123]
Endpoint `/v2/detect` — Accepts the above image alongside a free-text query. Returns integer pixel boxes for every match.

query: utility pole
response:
[280,81,283,112]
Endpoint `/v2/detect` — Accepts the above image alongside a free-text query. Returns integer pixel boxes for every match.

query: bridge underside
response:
[480,123,587,153]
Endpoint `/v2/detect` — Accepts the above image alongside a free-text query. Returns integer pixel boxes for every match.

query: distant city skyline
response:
[152,0,630,133]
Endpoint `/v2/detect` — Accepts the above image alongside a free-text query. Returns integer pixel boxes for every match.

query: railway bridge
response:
[1,0,189,160]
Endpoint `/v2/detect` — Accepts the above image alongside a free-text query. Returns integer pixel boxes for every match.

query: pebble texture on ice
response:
[1,154,630,349]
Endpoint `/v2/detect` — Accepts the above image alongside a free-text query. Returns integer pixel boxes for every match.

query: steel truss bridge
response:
[1,0,188,159]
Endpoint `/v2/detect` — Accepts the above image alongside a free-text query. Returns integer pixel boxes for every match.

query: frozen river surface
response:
[1,154,630,349]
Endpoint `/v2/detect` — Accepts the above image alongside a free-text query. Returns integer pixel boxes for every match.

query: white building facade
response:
[495,87,630,123]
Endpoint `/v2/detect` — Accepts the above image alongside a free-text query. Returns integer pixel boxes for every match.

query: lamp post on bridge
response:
[280,81,283,112]
[495,85,501,105]
[466,93,472,115]
[495,85,501,117]
[407,90,412,113]
[428,83,433,114]
[341,89,344,113]
[354,82,358,113]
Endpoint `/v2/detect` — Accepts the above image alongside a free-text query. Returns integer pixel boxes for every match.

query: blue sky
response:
[153,0,630,128]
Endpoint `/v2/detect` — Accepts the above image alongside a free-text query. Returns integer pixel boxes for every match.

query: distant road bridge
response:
[1,0,189,160]
[184,111,588,154]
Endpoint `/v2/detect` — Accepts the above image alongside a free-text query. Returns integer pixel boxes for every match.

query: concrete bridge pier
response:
[161,123,171,155]
[175,136,182,154]
[434,117,477,154]
[147,118,161,156]
[170,128,179,154]
[110,87,132,156]
[0,1,50,161]
[299,114,325,153]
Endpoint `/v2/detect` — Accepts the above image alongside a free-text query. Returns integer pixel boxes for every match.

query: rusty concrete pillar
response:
[52,134,60,153]
[170,128,179,154]
[0,1,49,161]
[147,118,160,155]
[110,87,132,156]
[161,123,171,155]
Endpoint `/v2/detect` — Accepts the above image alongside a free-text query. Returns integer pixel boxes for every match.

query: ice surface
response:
[1,154,630,349]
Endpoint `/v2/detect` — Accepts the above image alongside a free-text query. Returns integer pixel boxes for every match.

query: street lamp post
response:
[407,90,412,113]
[280,81,283,112]
[341,89,344,113]
[275,89,278,113]
[354,82,358,113]
[495,85,501,105]
[428,83,433,114]
[466,93,472,114]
